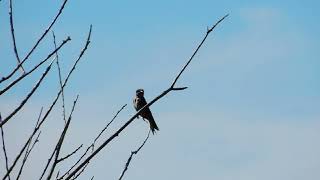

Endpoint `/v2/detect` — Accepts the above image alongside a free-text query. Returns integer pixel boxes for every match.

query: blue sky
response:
[0,0,319,179]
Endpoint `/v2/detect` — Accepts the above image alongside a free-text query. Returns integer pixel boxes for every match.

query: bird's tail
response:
[149,119,159,135]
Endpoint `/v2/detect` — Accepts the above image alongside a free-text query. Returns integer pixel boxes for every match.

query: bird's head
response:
[136,89,144,97]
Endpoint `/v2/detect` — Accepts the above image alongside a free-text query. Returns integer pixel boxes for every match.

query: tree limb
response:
[0,37,71,96]
[0,0,69,83]
[16,131,41,180]
[2,25,91,180]
[0,114,11,180]
[9,0,25,74]
[119,129,151,180]
[52,31,67,124]
[57,103,126,180]
[46,95,79,180]
[93,104,127,146]
[0,59,55,127]
[57,144,83,163]
[64,14,228,180]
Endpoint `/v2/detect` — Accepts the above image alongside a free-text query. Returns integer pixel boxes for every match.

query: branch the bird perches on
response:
[64,14,229,180]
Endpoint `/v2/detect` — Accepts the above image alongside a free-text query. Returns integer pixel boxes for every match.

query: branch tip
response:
[172,87,188,91]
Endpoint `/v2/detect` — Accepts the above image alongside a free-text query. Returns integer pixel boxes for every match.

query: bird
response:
[133,89,159,134]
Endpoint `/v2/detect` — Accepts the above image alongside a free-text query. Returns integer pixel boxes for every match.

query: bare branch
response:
[171,87,188,91]
[0,0,70,83]
[52,31,67,124]
[46,95,79,180]
[16,131,41,180]
[57,144,83,163]
[64,15,228,180]
[0,37,71,96]
[0,59,55,128]
[55,171,60,180]
[93,104,127,146]
[1,107,43,180]
[70,162,89,180]
[58,103,126,180]
[119,130,151,180]
[0,114,11,180]
[57,145,91,180]
[171,14,229,88]
[9,0,25,73]
[39,25,91,179]
[3,25,90,179]
[39,142,57,180]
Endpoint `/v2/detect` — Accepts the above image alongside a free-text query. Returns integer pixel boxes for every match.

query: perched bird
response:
[133,89,159,134]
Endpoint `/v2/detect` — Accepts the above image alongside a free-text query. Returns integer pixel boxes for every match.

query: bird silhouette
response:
[133,89,159,134]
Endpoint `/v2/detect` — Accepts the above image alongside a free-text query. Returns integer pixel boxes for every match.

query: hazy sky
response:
[0,0,319,180]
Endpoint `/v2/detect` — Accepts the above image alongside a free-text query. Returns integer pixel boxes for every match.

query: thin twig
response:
[57,145,91,180]
[119,130,151,180]
[64,14,228,180]
[58,103,126,180]
[16,131,41,180]
[9,0,25,73]
[57,144,83,163]
[70,162,89,180]
[0,0,69,83]
[56,171,60,180]
[0,114,11,180]
[0,37,71,96]
[40,25,91,180]
[46,95,79,180]
[0,59,55,128]
[171,14,229,88]
[52,31,67,124]
[93,104,127,146]
[39,141,58,180]
[2,25,91,180]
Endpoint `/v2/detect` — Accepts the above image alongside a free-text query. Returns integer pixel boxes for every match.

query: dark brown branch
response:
[1,107,42,180]
[0,114,11,180]
[57,145,91,180]
[0,59,55,128]
[93,104,127,146]
[52,31,67,124]
[39,141,57,180]
[70,162,89,180]
[171,87,188,91]
[0,37,71,96]
[58,103,126,180]
[2,25,91,180]
[55,171,60,180]
[40,25,91,180]
[171,14,229,88]
[119,130,151,180]
[46,95,79,180]
[9,0,25,74]
[16,131,41,180]
[64,15,228,180]
[0,0,69,83]
[57,144,83,163]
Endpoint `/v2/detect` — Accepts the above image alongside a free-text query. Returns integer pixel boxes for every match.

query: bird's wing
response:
[133,97,139,111]
[140,97,159,133]
[140,97,154,120]
[133,97,140,119]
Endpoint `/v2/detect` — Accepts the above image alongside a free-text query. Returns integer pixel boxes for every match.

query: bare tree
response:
[0,1,228,179]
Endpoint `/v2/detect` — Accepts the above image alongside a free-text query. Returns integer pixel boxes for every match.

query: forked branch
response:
[1,0,69,83]
[2,25,91,180]
[119,129,151,180]
[64,14,228,180]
